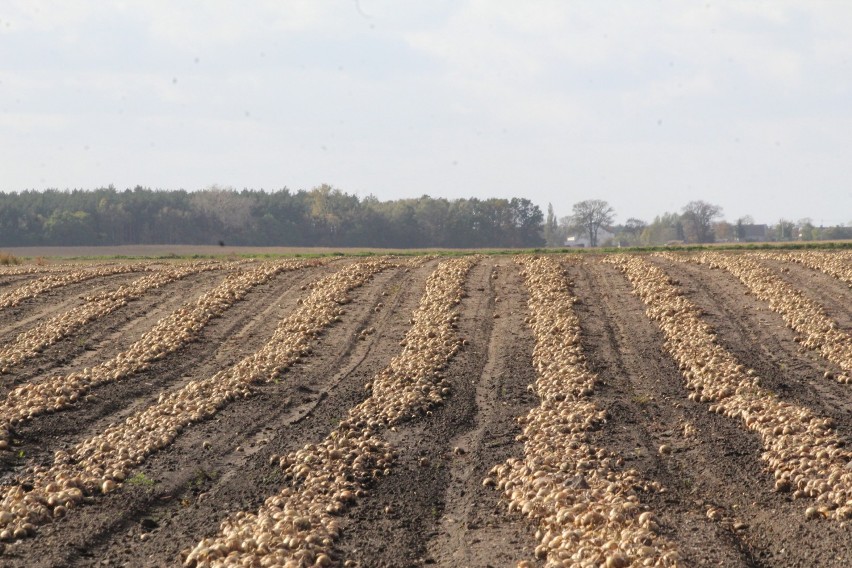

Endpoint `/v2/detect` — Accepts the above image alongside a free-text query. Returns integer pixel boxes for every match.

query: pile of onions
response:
[773,251,852,288]
[0,259,321,449]
[661,252,851,383]
[488,256,679,568]
[0,262,150,310]
[0,260,229,374]
[609,255,852,521]
[0,258,394,542]
[185,257,475,568]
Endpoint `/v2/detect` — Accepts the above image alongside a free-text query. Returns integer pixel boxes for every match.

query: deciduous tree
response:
[622,217,647,245]
[570,199,615,247]
[682,200,722,243]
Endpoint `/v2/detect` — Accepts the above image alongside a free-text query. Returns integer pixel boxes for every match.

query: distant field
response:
[2,240,850,260]
[0,245,425,258]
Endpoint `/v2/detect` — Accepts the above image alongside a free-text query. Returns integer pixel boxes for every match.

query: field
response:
[0,251,849,567]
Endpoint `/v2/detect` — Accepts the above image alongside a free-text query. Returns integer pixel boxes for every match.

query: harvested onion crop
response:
[184,257,476,567]
[609,254,852,520]
[488,255,679,568]
[0,258,396,542]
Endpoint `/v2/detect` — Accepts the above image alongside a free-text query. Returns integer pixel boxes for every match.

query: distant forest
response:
[0,186,545,248]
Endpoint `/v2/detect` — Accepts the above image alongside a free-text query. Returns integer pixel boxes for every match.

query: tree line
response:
[2,187,847,249]
[0,186,544,248]
[544,199,851,247]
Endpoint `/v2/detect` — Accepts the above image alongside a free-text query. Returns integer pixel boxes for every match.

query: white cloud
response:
[2,1,852,224]
[137,1,338,51]
[2,1,96,35]
[0,111,72,133]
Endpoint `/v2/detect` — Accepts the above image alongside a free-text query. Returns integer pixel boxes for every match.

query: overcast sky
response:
[1,1,850,225]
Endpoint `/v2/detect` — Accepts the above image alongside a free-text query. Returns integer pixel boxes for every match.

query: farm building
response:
[737,223,769,242]
[565,226,616,247]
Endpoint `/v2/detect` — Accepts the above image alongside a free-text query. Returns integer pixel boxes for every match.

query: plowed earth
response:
[0,252,850,567]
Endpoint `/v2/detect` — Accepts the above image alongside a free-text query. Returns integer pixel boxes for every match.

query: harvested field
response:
[0,251,850,567]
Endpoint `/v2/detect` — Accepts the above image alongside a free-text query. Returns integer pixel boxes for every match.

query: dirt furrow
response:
[484,256,681,567]
[180,257,475,567]
[609,254,852,566]
[426,258,542,568]
[577,259,770,566]
[0,269,232,402]
[0,263,150,311]
[654,259,852,442]
[0,259,419,566]
[0,260,322,451]
[329,259,490,568]
[0,261,229,374]
[757,258,852,330]
[0,275,45,291]
[2,252,849,567]
[775,251,852,287]
[670,252,851,380]
[0,263,337,479]
[0,271,152,344]
[0,259,395,546]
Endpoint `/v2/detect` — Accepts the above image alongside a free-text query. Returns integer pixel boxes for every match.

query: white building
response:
[564,226,616,247]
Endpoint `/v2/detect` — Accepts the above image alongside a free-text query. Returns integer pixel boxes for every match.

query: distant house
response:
[737,224,768,242]
[565,226,616,247]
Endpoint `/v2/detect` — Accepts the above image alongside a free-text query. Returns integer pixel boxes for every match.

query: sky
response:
[1,1,851,226]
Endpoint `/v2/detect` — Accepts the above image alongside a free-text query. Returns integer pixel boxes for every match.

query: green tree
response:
[0,187,547,248]
[797,218,816,241]
[508,198,544,247]
[640,212,683,245]
[543,203,559,247]
[44,210,97,244]
[775,218,795,241]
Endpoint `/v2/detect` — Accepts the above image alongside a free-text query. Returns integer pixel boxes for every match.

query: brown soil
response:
[1,253,852,567]
[0,270,146,344]
[757,257,852,331]
[0,274,47,291]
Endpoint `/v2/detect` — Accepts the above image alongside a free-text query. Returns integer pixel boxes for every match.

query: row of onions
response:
[0,259,323,450]
[486,256,679,568]
[0,257,398,542]
[659,252,851,382]
[0,260,230,374]
[608,255,852,520]
[771,251,852,287]
[0,263,74,276]
[0,263,151,310]
[184,256,475,568]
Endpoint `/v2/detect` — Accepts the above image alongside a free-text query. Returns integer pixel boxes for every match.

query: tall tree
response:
[735,215,754,242]
[570,199,615,247]
[713,220,734,242]
[508,197,545,247]
[543,203,559,247]
[640,212,684,245]
[682,200,723,243]
[775,218,795,241]
[622,217,647,245]
[797,218,816,241]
